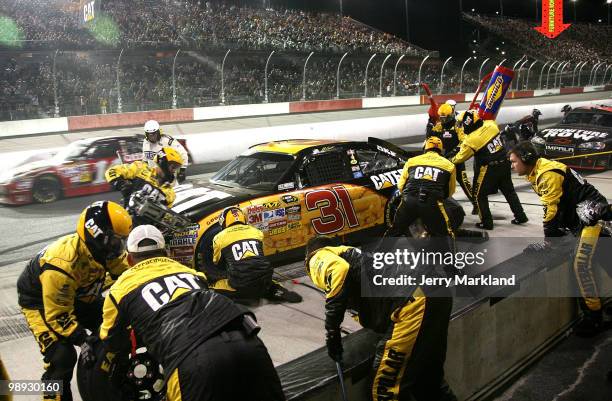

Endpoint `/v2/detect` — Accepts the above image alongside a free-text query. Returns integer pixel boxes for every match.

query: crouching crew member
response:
[386,136,456,241]
[451,110,527,230]
[211,207,302,303]
[17,201,132,401]
[105,147,182,212]
[100,225,285,401]
[509,141,610,336]
[427,103,476,209]
[142,120,189,183]
[305,236,457,401]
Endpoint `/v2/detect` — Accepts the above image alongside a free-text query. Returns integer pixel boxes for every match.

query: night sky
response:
[269,0,610,55]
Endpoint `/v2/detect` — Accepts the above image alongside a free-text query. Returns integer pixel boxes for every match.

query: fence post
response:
[52,49,59,117]
[459,57,474,93]
[363,53,377,98]
[302,51,314,101]
[220,49,231,105]
[116,48,124,113]
[439,56,453,94]
[264,50,275,103]
[172,49,181,109]
[417,55,431,95]
[378,54,392,97]
[393,55,406,96]
[336,52,349,99]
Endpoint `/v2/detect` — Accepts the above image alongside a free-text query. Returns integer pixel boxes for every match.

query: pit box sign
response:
[534,0,571,39]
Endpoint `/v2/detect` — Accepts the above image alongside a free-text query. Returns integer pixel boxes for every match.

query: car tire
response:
[32,175,62,203]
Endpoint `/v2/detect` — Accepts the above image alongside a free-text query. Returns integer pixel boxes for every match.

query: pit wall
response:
[1,85,610,139]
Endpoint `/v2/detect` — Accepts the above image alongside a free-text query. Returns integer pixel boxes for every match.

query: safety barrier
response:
[0,85,610,139]
[278,239,612,401]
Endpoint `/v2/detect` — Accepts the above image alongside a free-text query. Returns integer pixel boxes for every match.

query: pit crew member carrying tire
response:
[509,141,611,337]
[451,110,528,230]
[105,147,182,213]
[99,225,285,401]
[16,201,132,401]
[210,207,302,303]
[142,120,188,184]
[305,236,457,401]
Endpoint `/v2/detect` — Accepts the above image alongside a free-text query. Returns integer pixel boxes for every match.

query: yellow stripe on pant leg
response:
[474,165,488,220]
[573,225,602,311]
[166,368,183,401]
[372,292,426,401]
[437,201,456,242]
[459,169,473,201]
[21,308,58,355]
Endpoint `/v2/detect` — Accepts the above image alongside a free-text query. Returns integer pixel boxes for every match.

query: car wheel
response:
[32,175,62,203]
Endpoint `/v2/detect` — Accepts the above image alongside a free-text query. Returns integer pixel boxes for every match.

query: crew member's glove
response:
[326,329,343,362]
[523,241,551,254]
[109,353,138,401]
[445,147,459,160]
[576,200,611,226]
[112,179,133,198]
[177,168,187,184]
[79,336,100,368]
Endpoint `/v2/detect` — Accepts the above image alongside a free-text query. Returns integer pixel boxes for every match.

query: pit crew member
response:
[142,120,188,183]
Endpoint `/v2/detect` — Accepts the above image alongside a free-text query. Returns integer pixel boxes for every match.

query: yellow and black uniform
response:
[105,160,176,209]
[100,257,284,401]
[527,157,608,314]
[210,223,274,298]
[306,245,456,401]
[452,116,526,229]
[386,145,457,239]
[17,201,131,401]
[17,237,128,401]
[427,121,474,203]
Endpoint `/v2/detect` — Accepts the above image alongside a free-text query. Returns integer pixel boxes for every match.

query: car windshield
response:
[52,141,90,161]
[211,152,295,190]
[562,111,612,128]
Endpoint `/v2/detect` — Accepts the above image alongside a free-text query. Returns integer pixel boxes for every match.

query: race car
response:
[531,105,612,170]
[0,136,143,205]
[165,138,415,270]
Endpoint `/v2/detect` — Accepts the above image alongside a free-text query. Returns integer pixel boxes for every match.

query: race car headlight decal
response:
[15,179,33,190]
[531,136,545,145]
[577,142,606,151]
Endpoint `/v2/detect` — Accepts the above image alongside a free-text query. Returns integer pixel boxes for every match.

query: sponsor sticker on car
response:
[370,169,403,190]
[546,144,575,154]
[281,195,299,204]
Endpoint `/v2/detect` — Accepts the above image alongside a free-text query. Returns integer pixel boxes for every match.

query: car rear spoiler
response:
[368,137,417,160]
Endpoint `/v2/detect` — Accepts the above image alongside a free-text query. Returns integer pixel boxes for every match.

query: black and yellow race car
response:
[164,137,413,271]
[531,105,612,170]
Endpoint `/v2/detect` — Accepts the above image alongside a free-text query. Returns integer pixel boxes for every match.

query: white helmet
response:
[144,120,160,133]
[144,120,161,143]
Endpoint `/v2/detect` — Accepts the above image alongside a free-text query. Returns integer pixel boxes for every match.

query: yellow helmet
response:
[438,103,455,127]
[154,147,184,182]
[77,201,132,260]
[219,206,247,229]
[423,136,444,153]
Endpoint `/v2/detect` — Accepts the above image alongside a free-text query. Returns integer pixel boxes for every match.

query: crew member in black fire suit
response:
[427,103,476,209]
[451,110,528,230]
[210,206,302,303]
[17,201,132,401]
[99,225,285,401]
[105,147,183,210]
[509,141,611,336]
[305,236,457,401]
[386,136,457,241]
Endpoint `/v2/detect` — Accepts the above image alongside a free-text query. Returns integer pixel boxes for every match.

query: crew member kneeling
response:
[100,225,285,401]
[386,136,456,241]
[210,207,302,303]
[305,236,456,401]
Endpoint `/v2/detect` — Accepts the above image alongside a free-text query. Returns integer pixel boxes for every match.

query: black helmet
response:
[77,201,132,262]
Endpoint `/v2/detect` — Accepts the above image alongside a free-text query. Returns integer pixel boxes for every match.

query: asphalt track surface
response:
[1,93,611,400]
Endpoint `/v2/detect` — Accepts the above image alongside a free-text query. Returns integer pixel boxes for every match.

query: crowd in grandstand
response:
[464,13,610,63]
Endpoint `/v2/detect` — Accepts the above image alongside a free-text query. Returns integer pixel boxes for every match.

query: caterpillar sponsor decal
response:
[281,194,299,204]
[370,169,403,190]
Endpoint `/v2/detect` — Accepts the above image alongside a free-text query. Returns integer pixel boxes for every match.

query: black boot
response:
[574,309,603,337]
[265,281,302,303]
